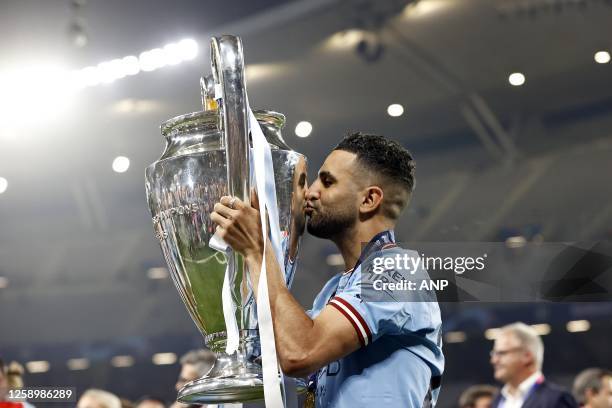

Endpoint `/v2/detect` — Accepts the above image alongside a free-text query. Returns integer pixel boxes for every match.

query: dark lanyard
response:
[353,230,397,272]
[329,230,396,299]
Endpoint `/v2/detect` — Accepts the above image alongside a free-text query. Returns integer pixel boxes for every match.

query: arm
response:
[211,196,361,377]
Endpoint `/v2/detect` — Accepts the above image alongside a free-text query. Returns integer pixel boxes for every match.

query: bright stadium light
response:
[26,361,50,373]
[97,59,127,84]
[152,353,177,365]
[0,38,199,130]
[594,51,611,64]
[111,355,134,368]
[77,66,101,87]
[444,331,467,343]
[176,39,199,61]
[0,64,76,125]
[508,72,526,86]
[122,56,141,76]
[112,156,130,173]
[531,323,551,335]
[0,177,7,194]
[505,235,527,248]
[163,43,183,66]
[67,358,90,370]
[70,38,199,89]
[387,103,404,117]
[139,48,166,72]
[567,320,590,333]
[295,121,313,138]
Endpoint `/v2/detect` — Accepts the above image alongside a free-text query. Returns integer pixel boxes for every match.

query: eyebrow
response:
[318,170,337,181]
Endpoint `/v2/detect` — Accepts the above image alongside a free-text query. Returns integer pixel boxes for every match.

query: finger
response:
[220,195,245,210]
[213,202,238,219]
[250,188,260,211]
[211,211,231,228]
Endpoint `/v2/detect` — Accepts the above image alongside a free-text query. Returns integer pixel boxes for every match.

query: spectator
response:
[170,349,215,408]
[175,349,215,393]
[120,398,135,408]
[459,384,498,408]
[0,359,35,408]
[4,362,25,391]
[77,389,121,408]
[0,358,8,402]
[490,322,577,407]
[135,396,165,408]
[573,368,612,408]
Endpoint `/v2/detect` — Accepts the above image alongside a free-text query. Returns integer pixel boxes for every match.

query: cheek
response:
[331,188,358,206]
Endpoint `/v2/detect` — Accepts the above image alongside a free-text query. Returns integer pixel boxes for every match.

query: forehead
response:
[320,150,358,175]
[494,331,521,348]
[180,363,200,377]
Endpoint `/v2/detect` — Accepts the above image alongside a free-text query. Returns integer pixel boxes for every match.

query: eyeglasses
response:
[490,347,524,358]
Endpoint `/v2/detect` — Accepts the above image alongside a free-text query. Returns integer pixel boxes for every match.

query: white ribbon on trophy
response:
[249,106,297,408]
[211,102,297,408]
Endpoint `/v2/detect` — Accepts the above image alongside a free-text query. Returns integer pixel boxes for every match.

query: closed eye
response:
[319,171,336,188]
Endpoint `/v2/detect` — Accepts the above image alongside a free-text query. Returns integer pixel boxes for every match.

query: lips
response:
[304,204,316,215]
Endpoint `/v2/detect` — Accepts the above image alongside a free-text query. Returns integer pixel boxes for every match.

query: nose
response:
[306,182,320,201]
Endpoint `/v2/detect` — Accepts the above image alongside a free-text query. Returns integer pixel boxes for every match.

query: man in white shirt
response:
[490,322,577,408]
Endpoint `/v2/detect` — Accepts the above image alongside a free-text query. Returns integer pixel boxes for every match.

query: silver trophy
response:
[145,35,307,403]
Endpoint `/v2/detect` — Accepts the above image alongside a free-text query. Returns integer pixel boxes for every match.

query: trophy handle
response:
[210,35,250,205]
[210,36,254,343]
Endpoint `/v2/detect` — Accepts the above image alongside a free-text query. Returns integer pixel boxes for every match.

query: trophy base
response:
[177,375,265,404]
[177,331,306,404]
[178,375,308,404]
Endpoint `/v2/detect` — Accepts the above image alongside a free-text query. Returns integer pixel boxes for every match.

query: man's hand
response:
[210,194,264,260]
[211,193,361,378]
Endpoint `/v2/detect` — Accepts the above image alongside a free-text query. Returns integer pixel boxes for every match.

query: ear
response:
[585,387,596,400]
[359,186,384,215]
[521,350,535,368]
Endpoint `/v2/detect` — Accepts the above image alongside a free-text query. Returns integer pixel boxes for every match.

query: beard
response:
[306,204,356,239]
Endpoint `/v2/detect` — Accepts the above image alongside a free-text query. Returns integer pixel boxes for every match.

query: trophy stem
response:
[204,329,258,353]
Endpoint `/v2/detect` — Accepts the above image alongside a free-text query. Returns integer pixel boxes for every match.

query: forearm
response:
[245,241,316,375]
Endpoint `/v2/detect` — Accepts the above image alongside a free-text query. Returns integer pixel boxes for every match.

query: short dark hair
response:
[334,132,415,193]
[458,384,498,408]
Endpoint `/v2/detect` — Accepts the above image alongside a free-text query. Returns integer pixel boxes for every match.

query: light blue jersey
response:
[308,232,444,407]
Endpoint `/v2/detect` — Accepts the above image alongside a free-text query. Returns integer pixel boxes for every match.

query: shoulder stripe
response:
[329,297,372,346]
[329,300,366,347]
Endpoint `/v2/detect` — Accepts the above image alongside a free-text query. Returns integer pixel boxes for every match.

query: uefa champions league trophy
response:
[145,35,307,403]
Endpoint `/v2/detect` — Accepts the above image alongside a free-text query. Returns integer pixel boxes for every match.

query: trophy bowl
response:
[145,35,307,404]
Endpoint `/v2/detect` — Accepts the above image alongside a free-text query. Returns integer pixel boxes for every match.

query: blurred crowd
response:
[0,349,216,408]
[1,322,611,408]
